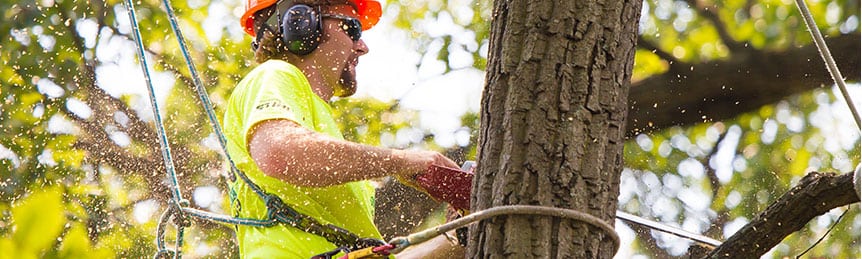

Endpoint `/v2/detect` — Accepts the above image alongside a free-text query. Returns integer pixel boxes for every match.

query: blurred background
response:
[0,0,858,257]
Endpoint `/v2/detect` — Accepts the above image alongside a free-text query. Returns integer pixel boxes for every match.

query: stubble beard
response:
[334,63,357,97]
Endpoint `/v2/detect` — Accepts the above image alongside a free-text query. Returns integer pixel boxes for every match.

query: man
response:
[223,0,465,257]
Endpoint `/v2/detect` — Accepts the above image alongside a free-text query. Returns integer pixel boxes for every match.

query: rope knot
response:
[172,213,191,228]
[153,249,175,259]
[264,195,300,222]
[169,201,191,228]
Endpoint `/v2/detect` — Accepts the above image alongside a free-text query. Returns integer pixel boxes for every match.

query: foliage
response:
[617,0,860,257]
[0,0,858,258]
[620,88,860,257]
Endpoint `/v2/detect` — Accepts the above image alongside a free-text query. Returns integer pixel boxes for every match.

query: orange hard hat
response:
[240,0,382,36]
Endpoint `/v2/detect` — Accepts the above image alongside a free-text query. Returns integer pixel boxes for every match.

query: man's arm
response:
[249,119,458,187]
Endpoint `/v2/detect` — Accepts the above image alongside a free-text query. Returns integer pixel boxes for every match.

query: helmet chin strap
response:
[251,23,278,51]
[251,7,280,52]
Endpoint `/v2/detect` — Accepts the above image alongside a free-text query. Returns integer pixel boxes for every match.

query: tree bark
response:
[468,0,641,257]
[706,171,860,258]
[627,33,860,135]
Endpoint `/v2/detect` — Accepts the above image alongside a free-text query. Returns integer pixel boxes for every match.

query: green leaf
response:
[11,187,66,255]
[58,223,91,258]
[0,238,18,258]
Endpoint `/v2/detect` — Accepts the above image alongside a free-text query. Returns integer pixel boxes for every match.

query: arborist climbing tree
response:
[224,0,466,257]
[126,0,721,257]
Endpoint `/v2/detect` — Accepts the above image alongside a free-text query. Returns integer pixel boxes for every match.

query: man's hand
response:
[393,151,473,211]
[391,150,459,180]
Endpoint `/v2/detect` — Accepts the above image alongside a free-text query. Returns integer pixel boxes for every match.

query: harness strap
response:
[265,194,386,248]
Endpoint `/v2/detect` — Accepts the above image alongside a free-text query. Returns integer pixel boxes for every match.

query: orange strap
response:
[343,247,380,259]
[339,244,395,259]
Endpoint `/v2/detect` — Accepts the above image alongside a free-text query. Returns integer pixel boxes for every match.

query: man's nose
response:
[354,39,369,56]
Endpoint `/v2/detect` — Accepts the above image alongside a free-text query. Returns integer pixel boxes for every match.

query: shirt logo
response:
[255,100,291,112]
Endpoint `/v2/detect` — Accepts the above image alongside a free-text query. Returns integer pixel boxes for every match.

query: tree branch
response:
[683,0,746,52]
[638,36,680,65]
[59,15,206,203]
[74,140,171,199]
[706,171,860,258]
[702,129,727,198]
[60,11,161,149]
[626,33,860,135]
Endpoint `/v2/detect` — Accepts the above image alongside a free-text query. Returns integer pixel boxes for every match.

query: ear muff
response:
[281,4,321,55]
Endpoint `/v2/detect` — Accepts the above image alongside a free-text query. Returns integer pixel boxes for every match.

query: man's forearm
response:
[249,119,427,187]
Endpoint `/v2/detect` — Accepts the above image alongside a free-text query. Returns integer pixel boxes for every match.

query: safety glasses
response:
[322,13,362,42]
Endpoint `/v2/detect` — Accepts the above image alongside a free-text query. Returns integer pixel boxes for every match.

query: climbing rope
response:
[157,0,268,199]
[791,1,859,256]
[122,1,188,257]
[386,205,621,254]
[123,0,182,213]
[616,211,721,248]
[794,0,861,128]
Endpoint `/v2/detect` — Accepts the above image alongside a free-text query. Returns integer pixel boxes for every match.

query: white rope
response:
[794,0,861,128]
[386,205,620,254]
[616,211,721,248]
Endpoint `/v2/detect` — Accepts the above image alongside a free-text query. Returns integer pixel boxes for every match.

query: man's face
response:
[310,4,368,97]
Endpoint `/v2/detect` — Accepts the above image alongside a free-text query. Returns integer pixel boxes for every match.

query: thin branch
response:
[683,0,746,51]
[73,139,170,200]
[73,136,150,173]
[702,130,728,199]
[94,0,107,32]
[637,36,681,66]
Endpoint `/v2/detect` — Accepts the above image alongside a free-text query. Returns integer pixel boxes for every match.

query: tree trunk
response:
[468,0,641,257]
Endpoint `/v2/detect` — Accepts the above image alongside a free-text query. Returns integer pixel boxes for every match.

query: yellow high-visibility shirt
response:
[223,59,380,258]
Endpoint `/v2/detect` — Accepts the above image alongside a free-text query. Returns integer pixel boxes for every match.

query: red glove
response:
[414,162,474,211]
